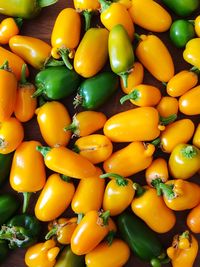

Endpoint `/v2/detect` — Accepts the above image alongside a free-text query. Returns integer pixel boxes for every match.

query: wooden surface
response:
[0,0,200,266]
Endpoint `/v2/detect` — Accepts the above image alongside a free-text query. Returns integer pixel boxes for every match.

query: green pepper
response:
[33,66,81,100]
[170,20,195,48]
[117,212,169,267]
[0,240,9,263]
[55,245,85,267]
[108,24,134,88]
[0,214,41,249]
[0,0,58,19]
[162,0,199,17]
[0,152,13,186]
[73,72,119,110]
[0,194,20,226]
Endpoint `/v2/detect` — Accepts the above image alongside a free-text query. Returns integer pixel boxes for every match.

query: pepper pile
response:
[0,0,200,267]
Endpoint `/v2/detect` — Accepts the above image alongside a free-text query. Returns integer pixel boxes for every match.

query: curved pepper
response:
[161,0,199,17]
[0,194,20,226]
[135,34,174,82]
[0,153,13,186]
[167,231,198,267]
[108,24,134,87]
[37,145,97,179]
[25,239,60,267]
[0,214,41,249]
[51,8,81,69]
[0,17,22,44]
[183,38,200,69]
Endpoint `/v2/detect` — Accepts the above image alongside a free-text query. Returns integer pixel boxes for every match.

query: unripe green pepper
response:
[0,0,58,19]
[162,0,199,17]
[0,152,13,186]
[74,72,119,110]
[0,194,20,226]
[108,24,134,88]
[33,66,81,100]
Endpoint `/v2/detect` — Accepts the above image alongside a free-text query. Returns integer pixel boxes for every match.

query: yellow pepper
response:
[183,38,200,69]
[194,15,200,37]
[156,96,179,118]
[167,231,198,267]
[193,123,200,149]
[25,240,60,267]
[179,85,200,115]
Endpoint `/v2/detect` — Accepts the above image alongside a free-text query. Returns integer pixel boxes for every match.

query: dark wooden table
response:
[0,0,200,266]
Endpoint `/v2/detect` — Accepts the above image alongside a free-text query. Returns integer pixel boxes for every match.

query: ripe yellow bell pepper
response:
[183,38,200,69]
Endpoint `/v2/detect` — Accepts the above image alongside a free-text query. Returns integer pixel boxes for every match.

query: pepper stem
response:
[64,123,77,133]
[152,179,176,200]
[83,10,92,31]
[45,57,65,67]
[120,89,140,104]
[180,230,190,239]
[31,86,44,98]
[99,210,110,225]
[105,230,116,246]
[59,49,73,70]
[77,213,84,224]
[159,114,177,126]
[36,146,51,158]
[133,183,146,197]
[120,73,128,88]
[45,227,57,240]
[73,145,80,153]
[99,0,111,12]
[0,60,9,70]
[100,173,128,186]
[150,258,162,267]
[73,94,83,108]
[60,175,71,183]
[14,17,23,29]
[151,138,161,147]
[38,0,58,8]
[22,192,32,213]
[134,33,142,42]
[181,145,198,158]
[190,66,200,75]
[20,64,27,84]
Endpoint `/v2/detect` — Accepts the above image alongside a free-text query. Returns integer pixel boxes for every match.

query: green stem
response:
[190,66,200,75]
[64,123,77,133]
[151,178,163,196]
[180,230,190,240]
[99,0,111,12]
[0,60,9,70]
[20,64,27,84]
[73,145,80,153]
[59,49,73,70]
[133,183,146,197]
[14,18,23,29]
[22,192,32,213]
[120,89,140,104]
[77,213,84,224]
[120,73,128,88]
[36,146,51,158]
[188,19,194,25]
[38,96,46,107]
[73,94,83,108]
[60,175,71,182]
[105,230,116,246]
[45,57,65,67]
[159,114,177,126]
[150,258,162,267]
[31,86,44,98]
[99,210,110,226]
[100,173,128,186]
[151,138,161,147]
[45,227,57,240]
[162,82,167,87]
[134,33,142,42]
[83,10,92,31]
[154,180,176,200]
[38,0,58,8]
[181,145,198,158]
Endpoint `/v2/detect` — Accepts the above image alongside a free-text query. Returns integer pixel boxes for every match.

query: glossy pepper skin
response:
[0,194,20,225]
[117,212,169,266]
[0,152,13,186]
[0,0,58,19]
[131,184,176,233]
[162,0,199,17]
[37,146,96,179]
[85,239,130,267]
[156,96,179,118]
[129,0,172,32]
[51,8,81,70]
[183,38,200,69]
[25,239,60,267]
[14,64,37,122]
[193,123,200,149]
[71,210,110,255]
[101,173,135,216]
[0,61,17,121]
[160,119,195,153]
[0,46,29,80]
[74,28,109,78]
[187,203,200,233]
[169,144,200,180]
[33,66,81,100]
[99,0,134,40]
[167,231,198,267]
[0,214,41,249]
[194,15,200,37]
[9,35,51,70]
[71,168,105,214]
[54,245,85,267]
[35,174,75,222]
[0,17,22,44]
[179,85,200,115]
[36,101,71,147]
[136,34,174,82]
[103,141,155,177]
[108,24,134,87]
[74,72,119,110]
[0,240,8,263]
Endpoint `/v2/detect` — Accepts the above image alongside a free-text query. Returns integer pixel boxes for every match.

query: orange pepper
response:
[0,46,29,80]
[129,0,171,32]
[51,8,81,69]
[193,123,200,149]
[0,61,17,121]
[71,210,110,255]
[37,145,97,179]
[35,173,75,222]
[74,28,109,78]
[103,141,155,177]
[131,183,176,233]
[156,96,179,118]
[71,167,105,214]
[179,85,200,115]
[65,111,107,137]
[117,0,132,9]
[14,64,37,122]
[135,34,174,82]
[99,0,134,40]
[9,35,51,70]
[74,134,113,164]
[0,17,22,44]
[36,101,71,147]
[0,117,24,154]
[166,70,198,97]
[9,141,46,213]
[187,203,200,233]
